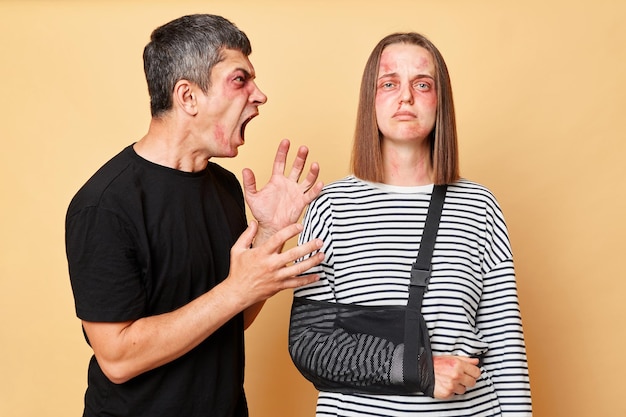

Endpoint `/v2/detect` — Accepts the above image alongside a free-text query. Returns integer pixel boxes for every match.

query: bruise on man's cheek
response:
[213,123,227,146]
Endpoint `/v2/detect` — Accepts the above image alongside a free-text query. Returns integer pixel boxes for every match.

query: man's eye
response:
[415,82,430,90]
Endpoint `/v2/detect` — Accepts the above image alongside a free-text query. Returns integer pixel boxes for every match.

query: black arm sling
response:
[288,185,447,397]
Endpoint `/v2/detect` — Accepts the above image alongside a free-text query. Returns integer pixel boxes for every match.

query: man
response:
[65,14,324,417]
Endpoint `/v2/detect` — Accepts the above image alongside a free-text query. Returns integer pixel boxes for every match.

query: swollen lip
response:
[393,111,416,119]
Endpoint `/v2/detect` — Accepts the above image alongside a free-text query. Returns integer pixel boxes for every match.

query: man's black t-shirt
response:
[66,145,248,417]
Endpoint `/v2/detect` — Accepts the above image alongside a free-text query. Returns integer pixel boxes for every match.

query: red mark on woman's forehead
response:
[379,44,434,76]
[379,53,396,74]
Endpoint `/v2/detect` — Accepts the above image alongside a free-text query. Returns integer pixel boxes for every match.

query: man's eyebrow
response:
[235,67,254,79]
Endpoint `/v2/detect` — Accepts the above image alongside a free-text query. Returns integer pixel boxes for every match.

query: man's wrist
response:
[250,224,276,248]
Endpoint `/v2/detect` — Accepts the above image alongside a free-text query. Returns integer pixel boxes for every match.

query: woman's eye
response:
[415,82,430,90]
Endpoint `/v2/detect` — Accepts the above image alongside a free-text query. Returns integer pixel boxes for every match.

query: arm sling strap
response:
[289,185,447,396]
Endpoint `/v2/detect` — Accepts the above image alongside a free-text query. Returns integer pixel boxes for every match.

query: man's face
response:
[375,43,438,146]
[196,48,267,158]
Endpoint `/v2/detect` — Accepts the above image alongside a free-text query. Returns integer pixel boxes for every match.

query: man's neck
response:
[134,118,210,173]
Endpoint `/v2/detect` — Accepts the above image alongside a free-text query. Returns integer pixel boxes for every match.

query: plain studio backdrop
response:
[1,1,624,416]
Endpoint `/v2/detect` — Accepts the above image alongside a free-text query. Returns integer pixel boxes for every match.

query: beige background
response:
[1,0,625,416]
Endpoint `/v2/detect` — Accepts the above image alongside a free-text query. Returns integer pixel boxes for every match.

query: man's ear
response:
[172,79,198,116]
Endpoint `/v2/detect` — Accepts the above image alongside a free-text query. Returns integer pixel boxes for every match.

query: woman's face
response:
[375,43,437,146]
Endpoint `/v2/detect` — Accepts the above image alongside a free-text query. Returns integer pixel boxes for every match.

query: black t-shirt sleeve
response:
[66,205,145,322]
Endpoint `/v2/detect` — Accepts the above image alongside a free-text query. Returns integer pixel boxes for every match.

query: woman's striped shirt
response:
[293,176,532,416]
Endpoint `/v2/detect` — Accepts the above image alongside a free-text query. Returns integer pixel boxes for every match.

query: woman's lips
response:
[392,110,417,120]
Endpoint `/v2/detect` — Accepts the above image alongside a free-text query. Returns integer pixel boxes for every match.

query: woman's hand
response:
[432,355,482,399]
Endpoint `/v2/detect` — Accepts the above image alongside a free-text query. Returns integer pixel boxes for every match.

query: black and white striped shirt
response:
[293,176,532,416]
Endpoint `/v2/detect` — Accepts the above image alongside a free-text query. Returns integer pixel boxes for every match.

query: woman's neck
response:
[381,142,433,186]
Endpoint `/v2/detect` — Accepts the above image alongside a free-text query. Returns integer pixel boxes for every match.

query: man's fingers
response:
[304,180,324,204]
[272,139,290,176]
[287,145,309,182]
[304,161,320,183]
[241,168,258,196]
[271,140,317,185]
[260,222,304,253]
[299,161,321,194]
[281,238,323,264]
[280,273,320,290]
[233,220,258,251]
[284,243,324,270]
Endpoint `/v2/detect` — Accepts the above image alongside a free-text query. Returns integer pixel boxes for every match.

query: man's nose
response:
[251,82,267,105]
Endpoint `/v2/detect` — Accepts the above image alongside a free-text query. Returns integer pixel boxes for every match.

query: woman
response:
[289,33,532,416]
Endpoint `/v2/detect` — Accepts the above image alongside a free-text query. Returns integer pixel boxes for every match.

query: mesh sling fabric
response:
[288,185,447,397]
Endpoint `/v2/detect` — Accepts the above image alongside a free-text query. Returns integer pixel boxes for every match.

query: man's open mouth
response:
[240,114,257,142]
